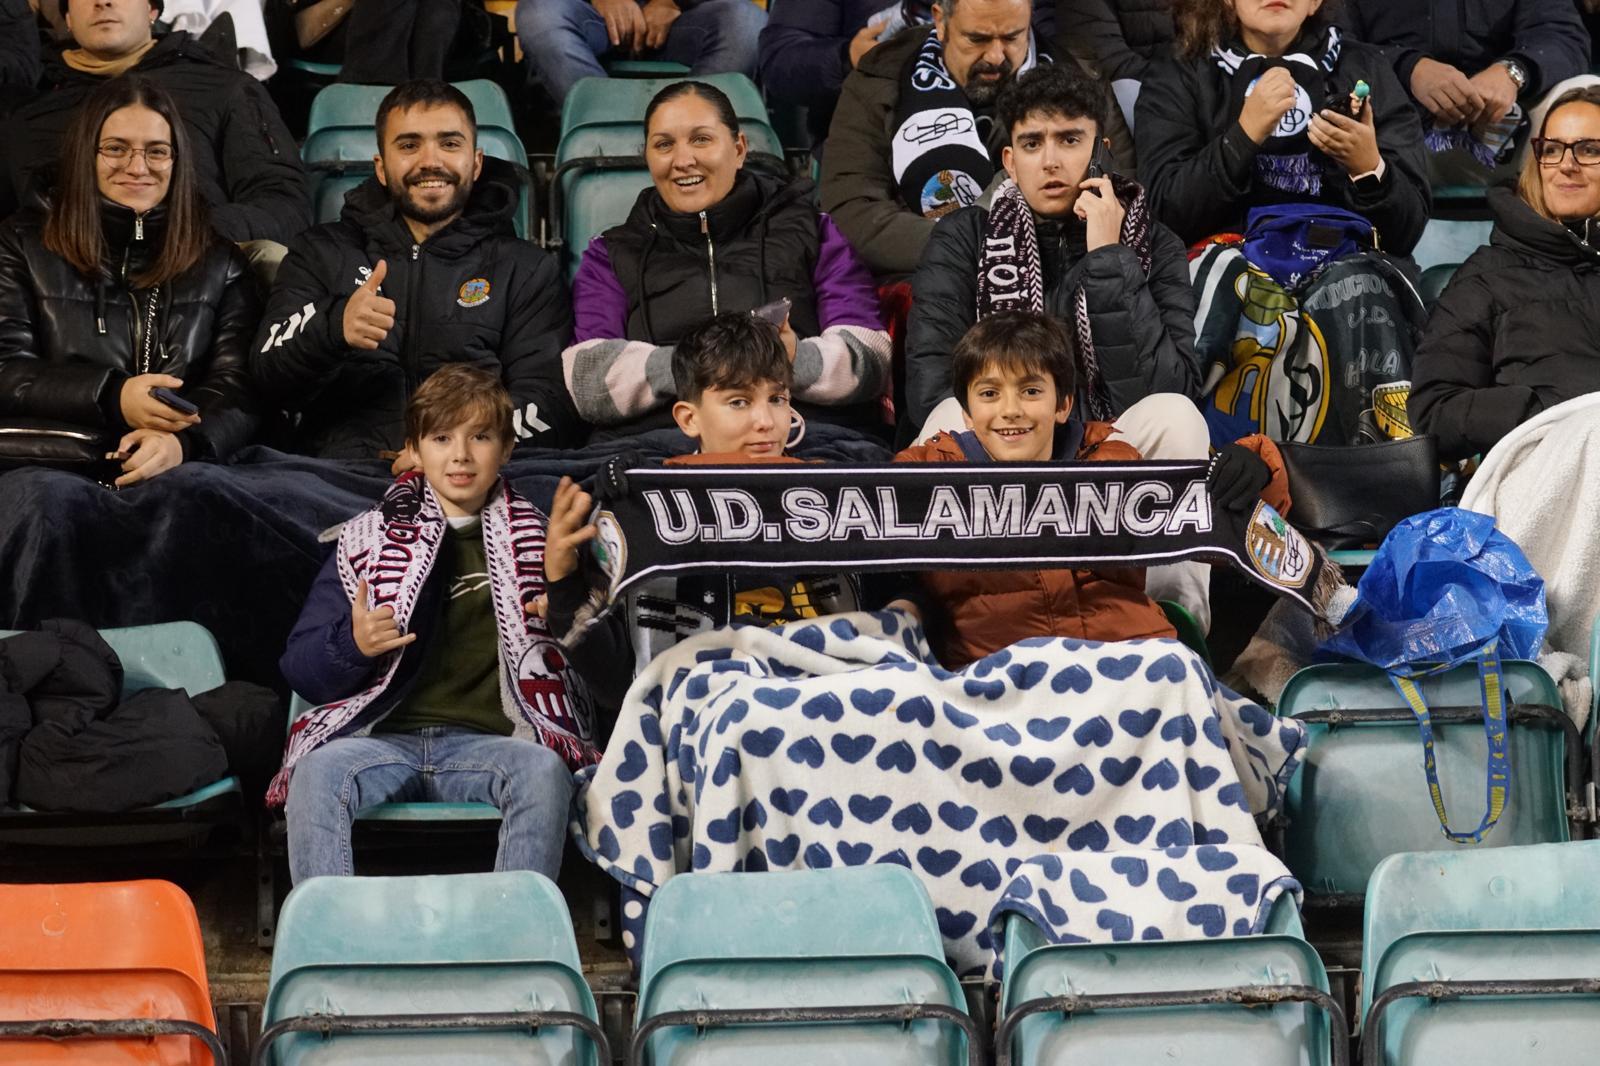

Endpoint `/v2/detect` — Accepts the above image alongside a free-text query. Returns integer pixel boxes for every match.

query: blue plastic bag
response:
[1319,508,1546,671]
[1318,508,1546,845]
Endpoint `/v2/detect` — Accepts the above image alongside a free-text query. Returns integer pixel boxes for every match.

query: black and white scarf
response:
[1213,26,1343,197]
[266,473,600,806]
[892,29,1043,219]
[581,461,1342,621]
[975,175,1156,421]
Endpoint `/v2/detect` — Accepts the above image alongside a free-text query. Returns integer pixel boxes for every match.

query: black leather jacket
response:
[0,197,262,460]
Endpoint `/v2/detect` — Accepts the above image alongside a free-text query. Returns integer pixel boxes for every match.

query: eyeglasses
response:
[1533,138,1600,167]
[97,142,174,169]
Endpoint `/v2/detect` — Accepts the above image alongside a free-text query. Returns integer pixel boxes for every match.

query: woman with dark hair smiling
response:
[563,80,891,445]
[0,75,260,486]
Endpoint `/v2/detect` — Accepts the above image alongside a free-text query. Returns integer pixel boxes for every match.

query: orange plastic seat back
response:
[0,881,216,1065]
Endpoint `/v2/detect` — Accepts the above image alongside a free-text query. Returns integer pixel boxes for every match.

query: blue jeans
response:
[285,727,575,883]
[515,0,766,100]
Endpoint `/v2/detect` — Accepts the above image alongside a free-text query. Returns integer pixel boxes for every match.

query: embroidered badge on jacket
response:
[457,277,491,307]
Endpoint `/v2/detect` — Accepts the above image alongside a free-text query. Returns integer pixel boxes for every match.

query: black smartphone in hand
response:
[151,387,199,416]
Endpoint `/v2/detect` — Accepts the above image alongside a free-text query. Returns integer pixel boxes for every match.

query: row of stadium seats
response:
[298,74,791,280]
[4,847,1598,1064]
[4,616,1597,948]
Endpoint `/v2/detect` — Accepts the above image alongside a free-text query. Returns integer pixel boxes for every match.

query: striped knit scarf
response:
[976,176,1156,421]
[265,473,600,806]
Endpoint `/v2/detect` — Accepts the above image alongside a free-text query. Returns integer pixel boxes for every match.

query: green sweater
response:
[377,519,510,737]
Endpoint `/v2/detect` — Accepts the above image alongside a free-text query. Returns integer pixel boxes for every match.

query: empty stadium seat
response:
[1159,599,1210,664]
[1412,217,1492,274]
[1278,661,1581,902]
[258,872,608,1065]
[0,621,242,847]
[632,867,980,1065]
[0,880,224,1065]
[551,73,786,278]
[1360,842,1600,1066]
[996,896,1343,1066]
[302,80,534,237]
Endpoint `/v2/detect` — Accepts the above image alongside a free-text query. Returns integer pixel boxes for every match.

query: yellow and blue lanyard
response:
[1388,641,1509,845]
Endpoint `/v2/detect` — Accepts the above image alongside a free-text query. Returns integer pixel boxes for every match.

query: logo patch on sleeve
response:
[457,277,491,307]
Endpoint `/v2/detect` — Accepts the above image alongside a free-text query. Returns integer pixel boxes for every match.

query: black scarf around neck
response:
[1213,26,1343,198]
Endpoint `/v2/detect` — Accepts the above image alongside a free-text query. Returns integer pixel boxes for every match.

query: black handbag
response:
[1277,435,1440,549]
[0,417,121,483]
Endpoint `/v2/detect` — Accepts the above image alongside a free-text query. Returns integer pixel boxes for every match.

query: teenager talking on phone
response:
[563,80,891,444]
[904,63,1214,628]
[0,76,260,487]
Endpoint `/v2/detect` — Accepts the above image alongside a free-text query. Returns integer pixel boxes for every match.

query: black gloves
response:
[1207,443,1272,513]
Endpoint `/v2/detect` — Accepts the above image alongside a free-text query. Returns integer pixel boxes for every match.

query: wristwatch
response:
[1499,58,1529,93]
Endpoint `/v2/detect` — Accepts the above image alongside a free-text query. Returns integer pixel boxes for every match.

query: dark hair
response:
[1174,0,1341,59]
[405,364,514,447]
[672,313,792,404]
[375,79,477,147]
[44,75,211,287]
[996,64,1108,142]
[952,311,1077,410]
[644,81,741,139]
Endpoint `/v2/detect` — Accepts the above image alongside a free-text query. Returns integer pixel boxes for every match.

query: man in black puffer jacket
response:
[1,1,308,244]
[906,63,1199,434]
[253,80,579,460]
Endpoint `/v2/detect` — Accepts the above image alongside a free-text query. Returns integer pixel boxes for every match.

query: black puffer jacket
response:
[1409,187,1600,462]
[252,156,578,459]
[1136,34,1431,252]
[1058,0,1174,82]
[905,186,1200,429]
[0,30,309,243]
[0,197,262,460]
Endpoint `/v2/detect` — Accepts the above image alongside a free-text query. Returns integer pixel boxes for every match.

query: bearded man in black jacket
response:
[253,80,580,461]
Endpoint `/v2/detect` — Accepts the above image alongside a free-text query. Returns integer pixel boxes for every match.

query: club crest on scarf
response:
[515,638,590,740]
[1244,501,1314,589]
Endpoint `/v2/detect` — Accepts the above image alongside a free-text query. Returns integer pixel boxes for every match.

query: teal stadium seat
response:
[1418,263,1461,312]
[996,896,1344,1066]
[302,80,533,237]
[258,871,608,1065]
[1359,842,1600,1066]
[1277,661,1581,902]
[285,692,500,825]
[1412,215,1492,274]
[552,73,785,279]
[1159,599,1211,665]
[632,867,981,1065]
[0,621,242,847]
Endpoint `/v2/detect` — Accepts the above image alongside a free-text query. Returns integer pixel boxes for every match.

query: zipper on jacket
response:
[134,211,145,241]
[402,243,423,393]
[700,210,719,316]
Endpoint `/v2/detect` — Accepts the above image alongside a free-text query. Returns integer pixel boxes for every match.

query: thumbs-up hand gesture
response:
[350,577,417,658]
[343,259,396,351]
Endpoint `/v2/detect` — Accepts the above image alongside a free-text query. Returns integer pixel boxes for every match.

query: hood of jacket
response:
[340,155,521,256]
[40,29,232,89]
[1488,185,1600,269]
[619,168,815,246]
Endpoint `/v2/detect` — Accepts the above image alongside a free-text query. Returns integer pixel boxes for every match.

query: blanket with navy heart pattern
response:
[988,845,1302,979]
[573,609,1306,976]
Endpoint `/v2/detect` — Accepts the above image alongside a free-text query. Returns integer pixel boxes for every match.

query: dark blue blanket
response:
[0,427,892,689]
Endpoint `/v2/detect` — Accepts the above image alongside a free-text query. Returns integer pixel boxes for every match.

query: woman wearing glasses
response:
[1410,86,1600,462]
[0,76,260,487]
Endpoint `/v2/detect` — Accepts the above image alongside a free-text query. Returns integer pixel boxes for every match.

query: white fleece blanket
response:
[1461,392,1600,726]
[573,609,1306,976]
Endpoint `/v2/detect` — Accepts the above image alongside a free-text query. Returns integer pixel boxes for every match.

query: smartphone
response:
[1322,80,1370,119]
[1086,140,1112,181]
[151,387,199,416]
[752,297,792,327]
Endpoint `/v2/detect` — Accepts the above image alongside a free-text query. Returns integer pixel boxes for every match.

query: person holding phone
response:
[904,62,1214,628]
[563,80,892,445]
[0,75,261,486]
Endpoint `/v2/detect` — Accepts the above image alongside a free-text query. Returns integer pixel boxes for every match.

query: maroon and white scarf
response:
[265,473,600,806]
[976,175,1156,422]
